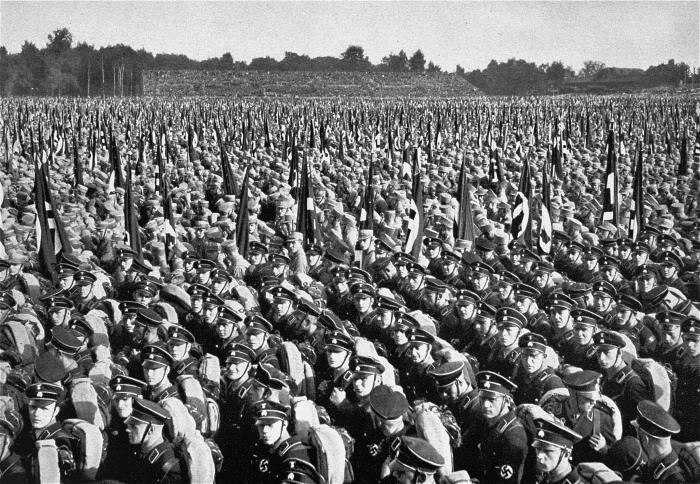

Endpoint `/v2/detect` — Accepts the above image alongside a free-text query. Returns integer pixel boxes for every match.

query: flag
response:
[72,134,82,188]
[678,130,688,176]
[694,130,700,158]
[296,153,323,247]
[359,156,375,231]
[454,155,475,244]
[628,143,644,240]
[405,148,424,258]
[215,123,236,195]
[34,150,73,280]
[123,158,143,260]
[235,165,251,259]
[600,130,619,224]
[511,155,531,242]
[538,160,552,255]
[488,148,504,187]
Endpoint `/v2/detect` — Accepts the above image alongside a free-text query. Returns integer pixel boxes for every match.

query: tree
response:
[409,50,425,73]
[579,60,606,78]
[381,50,409,72]
[544,61,574,83]
[220,53,233,69]
[427,61,441,73]
[47,27,73,54]
[456,64,465,75]
[340,45,370,71]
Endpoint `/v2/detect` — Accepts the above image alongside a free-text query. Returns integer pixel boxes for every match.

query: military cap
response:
[440,249,461,264]
[477,371,517,397]
[254,400,290,424]
[424,277,449,293]
[496,307,527,328]
[393,312,420,331]
[254,364,289,391]
[641,226,662,237]
[393,436,445,474]
[566,282,592,299]
[350,355,385,375]
[606,436,645,473]
[376,294,403,311]
[615,293,642,312]
[532,261,555,274]
[512,283,541,301]
[406,263,426,276]
[54,262,80,276]
[553,230,571,242]
[317,310,344,331]
[520,248,541,261]
[0,409,23,437]
[532,418,582,450]
[582,246,604,260]
[26,383,62,406]
[210,268,233,283]
[133,280,159,297]
[329,266,349,280]
[110,375,146,397]
[34,352,68,383]
[118,300,148,315]
[406,327,435,346]
[599,238,618,248]
[392,252,416,265]
[249,241,269,255]
[592,331,626,350]
[116,246,138,259]
[562,370,602,397]
[474,237,496,252]
[639,285,669,308]
[566,240,585,252]
[634,264,657,279]
[67,315,93,338]
[369,385,409,420]
[195,259,217,273]
[428,360,465,388]
[270,285,297,302]
[474,301,497,320]
[634,400,680,438]
[225,342,256,363]
[305,243,323,255]
[201,292,225,308]
[0,291,18,309]
[49,326,82,355]
[469,261,494,275]
[657,251,683,270]
[269,252,291,265]
[297,299,322,318]
[657,234,679,249]
[422,237,443,249]
[631,241,651,254]
[73,270,97,286]
[350,282,375,297]
[496,269,520,284]
[375,237,394,253]
[455,289,480,305]
[616,237,633,249]
[186,283,210,297]
[44,295,73,310]
[325,248,348,264]
[546,292,575,310]
[245,313,273,334]
[281,461,322,484]
[592,281,617,299]
[599,255,620,269]
[348,267,372,283]
[167,326,195,344]
[128,398,171,426]
[141,343,173,367]
[135,308,163,328]
[323,330,354,353]
[571,308,600,328]
[518,332,547,354]
[681,317,700,337]
[655,310,685,329]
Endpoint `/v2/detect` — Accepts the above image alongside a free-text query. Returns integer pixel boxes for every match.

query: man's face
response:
[685,337,700,357]
[167,340,189,361]
[597,348,619,370]
[326,348,349,369]
[632,251,648,266]
[470,273,490,292]
[143,364,167,387]
[49,308,69,327]
[203,305,219,324]
[353,373,376,398]
[535,444,565,474]
[353,294,373,314]
[58,275,74,291]
[426,246,440,259]
[659,264,677,280]
[391,326,408,346]
[212,280,227,295]
[407,273,423,291]
[498,325,520,347]
[662,325,681,347]
[593,294,612,314]
[246,330,266,351]
[480,393,505,420]
[120,257,133,272]
[473,317,494,337]
[134,290,153,306]
[29,402,57,429]
[257,420,285,446]
[216,321,235,340]
[521,351,544,374]
[113,396,134,419]
[574,324,595,345]
[441,260,457,276]
[602,266,619,282]
[550,307,571,329]
[575,393,597,414]
[456,302,476,321]
[567,249,582,264]
[271,298,293,321]
[191,296,203,313]
[583,256,598,271]
[197,270,211,284]
[514,296,532,315]
[637,274,656,294]
[533,272,549,289]
[407,343,429,364]
[125,419,149,445]
[438,381,461,404]
[224,360,250,381]
[79,284,92,299]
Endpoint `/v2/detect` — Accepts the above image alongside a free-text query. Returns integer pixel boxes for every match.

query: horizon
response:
[1,1,698,72]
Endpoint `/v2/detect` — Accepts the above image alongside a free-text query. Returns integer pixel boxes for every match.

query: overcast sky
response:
[1,1,698,71]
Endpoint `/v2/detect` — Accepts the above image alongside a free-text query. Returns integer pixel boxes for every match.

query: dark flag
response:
[600,130,619,225]
[72,134,82,188]
[296,153,323,246]
[359,156,375,231]
[454,155,475,244]
[694,130,700,158]
[405,148,424,258]
[288,132,299,188]
[215,123,236,195]
[235,165,251,259]
[628,143,644,241]
[123,158,143,260]
[34,150,73,280]
[678,130,688,176]
[511,154,531,243]
[538,159,553,255]
[488,148,504,188]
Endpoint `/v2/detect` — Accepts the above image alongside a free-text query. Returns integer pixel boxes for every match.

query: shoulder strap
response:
[159,456,180,483]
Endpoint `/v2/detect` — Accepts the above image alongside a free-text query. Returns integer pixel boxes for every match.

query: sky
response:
[1,1,698,72]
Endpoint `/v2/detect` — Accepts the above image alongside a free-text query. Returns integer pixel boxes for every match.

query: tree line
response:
[0,28,696,96]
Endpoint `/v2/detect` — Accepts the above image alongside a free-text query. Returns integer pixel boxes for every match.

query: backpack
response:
[629,357,674,411]
[176,374,220,437]
[292,397,320,439]
[413,401,454,476]
[174,432,217,484]
[576,462,622,484]
[672,440,700,482]
[307,424,347,484]
[34,439,60,484]
[0,320,37,365]
[62,418,105,481]
[279,341,316,399]
[69,377,107,430]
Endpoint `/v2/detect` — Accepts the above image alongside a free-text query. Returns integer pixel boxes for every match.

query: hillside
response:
[143,70,482,97]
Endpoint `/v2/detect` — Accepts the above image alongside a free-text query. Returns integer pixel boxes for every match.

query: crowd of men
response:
[0,95,699,484]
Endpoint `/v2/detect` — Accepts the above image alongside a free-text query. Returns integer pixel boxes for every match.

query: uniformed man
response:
[595,255,627,290]
[205,306,244,362]
[512,283,551,339]
[166,326,196,366]
[511,333,563,405]
[315,330,354,416]
[545,292,577,355]
[384,436,445,484]
[484,307,526,377]
[653,310,687,372]
[437,249,466,289]
[244,313,280,369]
[349,281,377,331]
[606,294,659,357]
[655,250,690,297]
[675,317,700,442]
[530,261,559,305]
[400,327,438,404]
[42,295,74,329]
[591,281,617,319]
[439,289,480,349]
[465,261,494,298]
[466,300,499,366]
[141,343,178,403]
[632,400,688,482]
[485,269,519,309]
[560,309,600,371]
[70,270,102,314]
[400,263,427,311]
[475,371,528,484]
[593,331,650,433]
[125,398,183,484]
[531,418,583,484]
